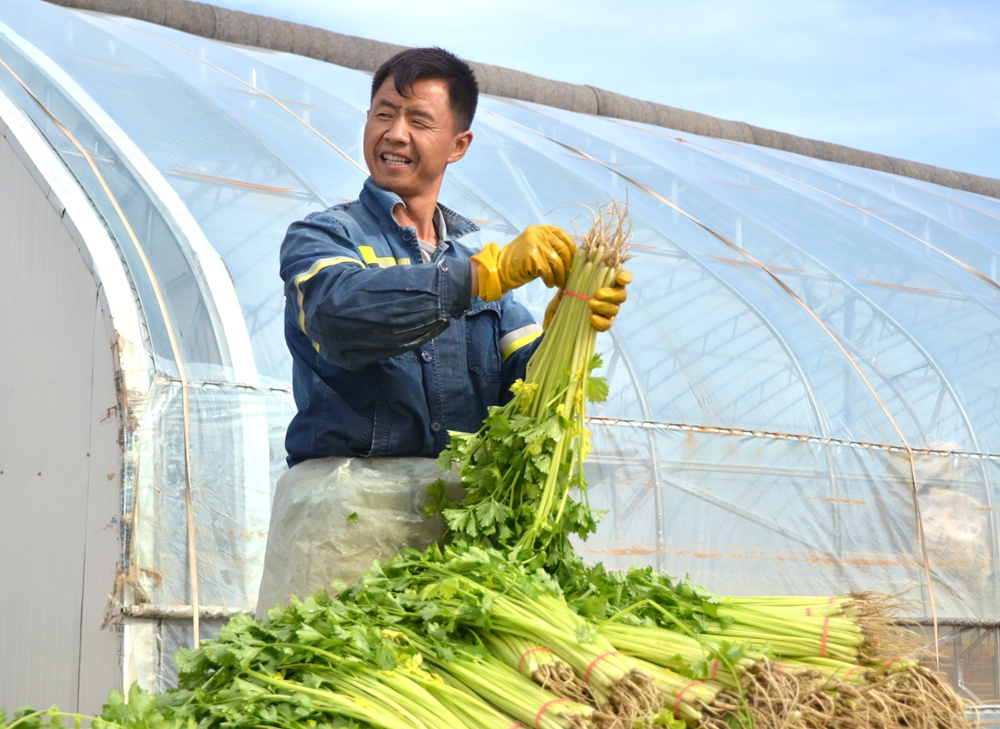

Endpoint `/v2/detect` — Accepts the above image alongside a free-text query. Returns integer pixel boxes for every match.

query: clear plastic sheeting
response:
[919,625,1000,708]
[580,422,998,620]
[3,0,1000,689]
[131,383,293,610]
[0,25,228,382]
[256,457,464,619]
[127,617,229,693]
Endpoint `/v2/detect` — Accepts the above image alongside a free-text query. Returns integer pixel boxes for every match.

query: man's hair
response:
[371,47,479,132]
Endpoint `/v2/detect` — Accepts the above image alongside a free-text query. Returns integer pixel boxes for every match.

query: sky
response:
[211,0,1000,180]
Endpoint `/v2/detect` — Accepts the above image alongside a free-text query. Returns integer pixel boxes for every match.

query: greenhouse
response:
[3,0,1000,715]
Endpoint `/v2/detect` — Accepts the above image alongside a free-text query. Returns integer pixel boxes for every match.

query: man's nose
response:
[385,117,409,143]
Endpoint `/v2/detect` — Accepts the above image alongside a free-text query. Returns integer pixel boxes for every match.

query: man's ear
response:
[447,130,474,164]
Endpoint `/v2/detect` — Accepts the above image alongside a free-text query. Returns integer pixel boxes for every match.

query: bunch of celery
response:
[339,543,666,723]
[434,204,630,567]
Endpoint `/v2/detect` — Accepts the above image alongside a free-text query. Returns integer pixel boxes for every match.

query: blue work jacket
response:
[280,177,543,466]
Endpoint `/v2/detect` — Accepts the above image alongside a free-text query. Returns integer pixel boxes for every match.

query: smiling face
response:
[363,76,473,203]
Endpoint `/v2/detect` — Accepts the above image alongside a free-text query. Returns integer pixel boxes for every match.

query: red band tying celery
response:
[820,616,830,658]
[518,647,553,673]
[674,680,704,719]
[842,665,864,683]
[830,595,836,604]
[534,698,569,728]
[806,607,812,617]
[885,657,901,668]
[562,290,590,301]
[584,651,622,683]
[710,659,719,680]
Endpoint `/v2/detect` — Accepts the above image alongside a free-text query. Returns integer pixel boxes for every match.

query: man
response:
[258,47,631,614]
[279,46,630,466]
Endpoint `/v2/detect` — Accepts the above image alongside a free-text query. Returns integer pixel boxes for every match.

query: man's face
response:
[363,76,472,199]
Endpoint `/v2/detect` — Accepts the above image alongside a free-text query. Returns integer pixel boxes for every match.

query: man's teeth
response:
[383,154,411,164]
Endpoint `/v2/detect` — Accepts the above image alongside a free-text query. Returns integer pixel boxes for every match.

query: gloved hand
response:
[543,269,632,332]
[589,270,632,332]
[471,225,576,302]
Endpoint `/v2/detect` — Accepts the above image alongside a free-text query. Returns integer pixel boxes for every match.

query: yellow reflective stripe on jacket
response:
[500,324,543,362]
[358,245,398,268]
[358,246,411,267]
[294,255,364,338]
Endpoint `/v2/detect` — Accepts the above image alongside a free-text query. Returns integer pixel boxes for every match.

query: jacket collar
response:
[360,176,480,241]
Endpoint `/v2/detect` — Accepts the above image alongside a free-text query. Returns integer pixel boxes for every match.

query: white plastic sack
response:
[256,456,463,618]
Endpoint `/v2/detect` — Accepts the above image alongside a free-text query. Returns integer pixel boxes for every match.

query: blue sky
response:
[213,0,1000,180]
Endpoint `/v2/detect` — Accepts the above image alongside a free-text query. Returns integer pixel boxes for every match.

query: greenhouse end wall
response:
[0,83,123,714]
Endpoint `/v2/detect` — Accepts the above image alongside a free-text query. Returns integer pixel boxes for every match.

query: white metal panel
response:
[0,128,111,709]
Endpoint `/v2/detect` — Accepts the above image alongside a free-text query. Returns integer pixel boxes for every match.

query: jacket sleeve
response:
[497,293,544,401]
[280,211,472,370]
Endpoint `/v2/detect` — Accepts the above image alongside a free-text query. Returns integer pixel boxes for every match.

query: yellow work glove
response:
[543,269,632,332]
[471,225,576,302]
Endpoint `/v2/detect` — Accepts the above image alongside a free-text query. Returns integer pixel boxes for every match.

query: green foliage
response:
[97,686,192,729]
[0,688,193,729]
[423,479,452,517]
[558,556,735,634]
[436,363,603,566]
[432,252,620,570]
[0,707,70,729]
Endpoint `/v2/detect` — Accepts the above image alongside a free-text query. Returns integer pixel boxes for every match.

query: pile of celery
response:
[4,204,973,729]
